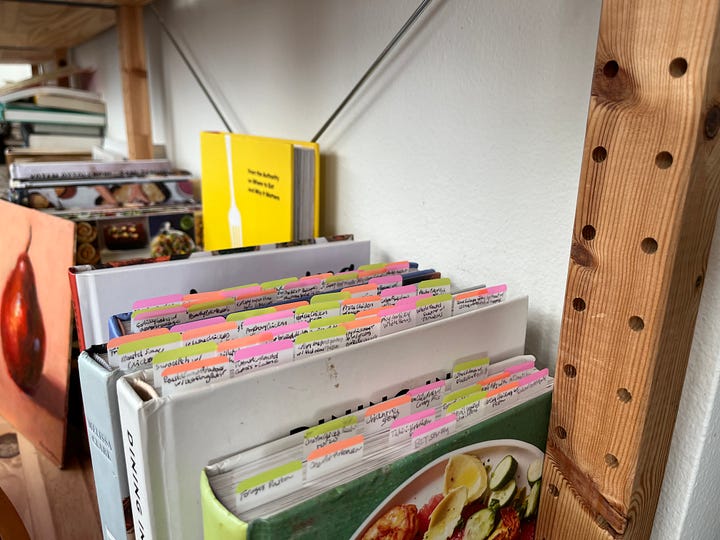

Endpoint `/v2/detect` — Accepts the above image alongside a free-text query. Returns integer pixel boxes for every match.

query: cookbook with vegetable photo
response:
[201,369,552,540]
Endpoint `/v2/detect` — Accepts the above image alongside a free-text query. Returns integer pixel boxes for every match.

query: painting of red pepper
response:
[0,200,75,467]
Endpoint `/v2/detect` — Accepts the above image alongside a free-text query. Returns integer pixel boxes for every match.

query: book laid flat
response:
[75,239,370,540]
[200,132,319,250]
[27,133,103,151]
[0,102,106,126]
[115,297,529,540]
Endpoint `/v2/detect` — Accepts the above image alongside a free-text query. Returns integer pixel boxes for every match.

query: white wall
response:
[73,1,720,537]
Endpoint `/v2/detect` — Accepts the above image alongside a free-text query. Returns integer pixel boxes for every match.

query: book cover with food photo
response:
[201,390,551,540]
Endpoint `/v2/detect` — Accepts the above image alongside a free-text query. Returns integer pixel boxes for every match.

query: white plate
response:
[351,438,543,540]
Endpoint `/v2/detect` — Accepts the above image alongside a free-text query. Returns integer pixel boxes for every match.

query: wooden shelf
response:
[0,0,150,64]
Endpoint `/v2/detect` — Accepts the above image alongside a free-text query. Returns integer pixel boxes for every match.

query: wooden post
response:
[54,48,69,87]
[116,4,153,160]
[536,1,720,538]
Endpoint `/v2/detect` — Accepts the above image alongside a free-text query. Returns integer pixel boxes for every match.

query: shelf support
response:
[117,3,152,159]
[536,1,720,538]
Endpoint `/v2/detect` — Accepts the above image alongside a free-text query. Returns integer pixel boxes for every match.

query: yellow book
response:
[200,132,320,250]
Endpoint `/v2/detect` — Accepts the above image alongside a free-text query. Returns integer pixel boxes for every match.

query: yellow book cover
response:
[200,132,319,251]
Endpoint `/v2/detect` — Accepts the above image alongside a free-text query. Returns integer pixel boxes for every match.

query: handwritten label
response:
[279,278,323,301]
[452,285,506,315]
[306,435,364,481]
[132,294,184,311]
[380,285,417,307]
[235,461,303,513]
[217,332,273,358]
[323,271,361,291]
[131,306,188,332]
[269,321,310,341]
[241,310,296,335]
[442,386,486,413]
[230,340,294,376]
[385,260,410,274]
[388,409,436,443]
[116,332,183,372]
[186,298,235,321]
[342,316,380,346]
[171,317,226,334]
[182,321,239,347]
[152,341,217,387]
[341,295,381,315]
[308,314,355,330]
[295,301,341,323]
[304,415,359,457]
[417,278,452,296]
[416,294,453,325]
[409,380,446,412]
[234,289,277,312]
[379,306,415,336]
[364,395,412,434]
[513,369,549,400]
[311,291,351,304]
[452,357,490,390]
[294,327,347,359]
[160,356,229,396]
[412,415,456,451]
[107,328,170,367]
[369,274,402,291]
[447,391,488,422]
[342,283,378,298]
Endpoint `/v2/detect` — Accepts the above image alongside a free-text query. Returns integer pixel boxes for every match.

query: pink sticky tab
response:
[268,321,309,338]
[390,409,436,429]
[412,415,457,438]
[370,275,402,287]
[487,284,508,295]
[221,285,262,298]
[171,317,226,333]
[385,261,410,272]
[396,293,432,308]
[134,305,186,321]
[379,305,413,317]
[132,294,184,310]
[518,368,548,387]
[409,380,446,397]
[233,339,294,362]
[380,285,416,298]
[505,361,535,375]
[284,277,322,290]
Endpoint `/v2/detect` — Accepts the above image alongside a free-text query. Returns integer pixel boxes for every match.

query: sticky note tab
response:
[268,321,310,341]
[294,301,341,323]
[311,291,351,304]
[279,278,323,301]
[235,461,303,513]
[260,277,297,290]
[308,314,355,330]
[182,321,240,346]
[409,380,446,412]
[304,415,359,457]
[323,271,360,291]
[364,395,412,434]
[341,295,381,315]
[369,274,402,291]
[379,305,416,336]
[416,294,453,325]
[171,317,227,334]
[131,305,188,333]
[418,278,452,296]
[294,327,347,359]
[152,341,217,387]
[160,355,229,396]
[385,260,410,274]
[132,294,184,311]
[186,298,235,321]
[227,307,277,324]
[452,357,491,389]
[411,415,456,451]
[380,284,417,307]
[389,409,436,444]
[231,340,294,376]
[115,332,183,372]
[217,332,273,358]
[107,327,169,367]
[447,391,488,422]
[234,288,278,312]
[341,283,378,298]
[306,435,364,481]
[341,316,380,346]
[241,310,296,335]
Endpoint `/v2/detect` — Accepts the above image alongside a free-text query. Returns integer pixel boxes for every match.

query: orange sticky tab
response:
[456,288,489,301]
[108,327,169,349]
[235,288,277,300]
[161,355,227,378]
[217,332,273,352]
[182,291,225,302]
[357,268,386,279]
[273,300,310,312]
[365,394,411,417]
[306,435,364,461]
[342,295,381,307]
[342,315,381,330]
[477,372,509,387]
[301,273,333,281]
[342,283,378,295]
[486,381,519,398]
[182,321,237,341]
[355,307,384,319]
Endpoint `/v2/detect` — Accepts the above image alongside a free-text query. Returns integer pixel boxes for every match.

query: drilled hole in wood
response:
[581,225,596,240]
[555,426,567,439]
[563,364,577,378]
[641,237,658,254]
[617,388,632,403]
[572,297,586,312]
[548,484,560,497]
[603,60,619,77]
[669,57,688,77]
[605,453,619,468]
[696,275,704,288]
[591,146,607,163]
[629,316,644,331]
[655,151,673,169]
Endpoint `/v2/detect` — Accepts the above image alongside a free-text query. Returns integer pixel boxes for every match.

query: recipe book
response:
[75,239,371,540]
[200,132,319,250]
[115,297,529,540]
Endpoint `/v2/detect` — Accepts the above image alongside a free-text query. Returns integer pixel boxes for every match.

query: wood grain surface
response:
[537,1,720,538]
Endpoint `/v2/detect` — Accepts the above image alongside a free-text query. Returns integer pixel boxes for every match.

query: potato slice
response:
[443,454,488,502]
[423,486,468,540]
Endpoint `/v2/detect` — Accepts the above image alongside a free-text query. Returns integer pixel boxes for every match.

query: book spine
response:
[78,351,132,540]
[117,377,156,540]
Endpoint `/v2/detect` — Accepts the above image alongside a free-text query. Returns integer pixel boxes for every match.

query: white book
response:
[75,239,370,540]
[116,297,529,540]
[28,133,103,151]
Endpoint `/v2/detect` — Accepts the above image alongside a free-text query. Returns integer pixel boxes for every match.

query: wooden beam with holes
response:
[117,3,153,160]
[536,1,720,539]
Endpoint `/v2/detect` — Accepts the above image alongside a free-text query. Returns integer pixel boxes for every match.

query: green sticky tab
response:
[325,272,359,284]
[294,326,347,345]
[295,301,340,315]
[261,277,297,290]
[447,390,488,414]
[305,415,358,439]
[442,385,484,405]
[221,283,259,291]
[452,357,491,374]
[152,341,217,365]
[117,332,182,355]
[311,291,351,304]
[235,461,303,494]
[309,314,356,329]
[187,298,234,313]
[418,277,452,290]
[227,307,276,322]
[131,303,182,317]
[417,293,453,307]
[358,263,386,271]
